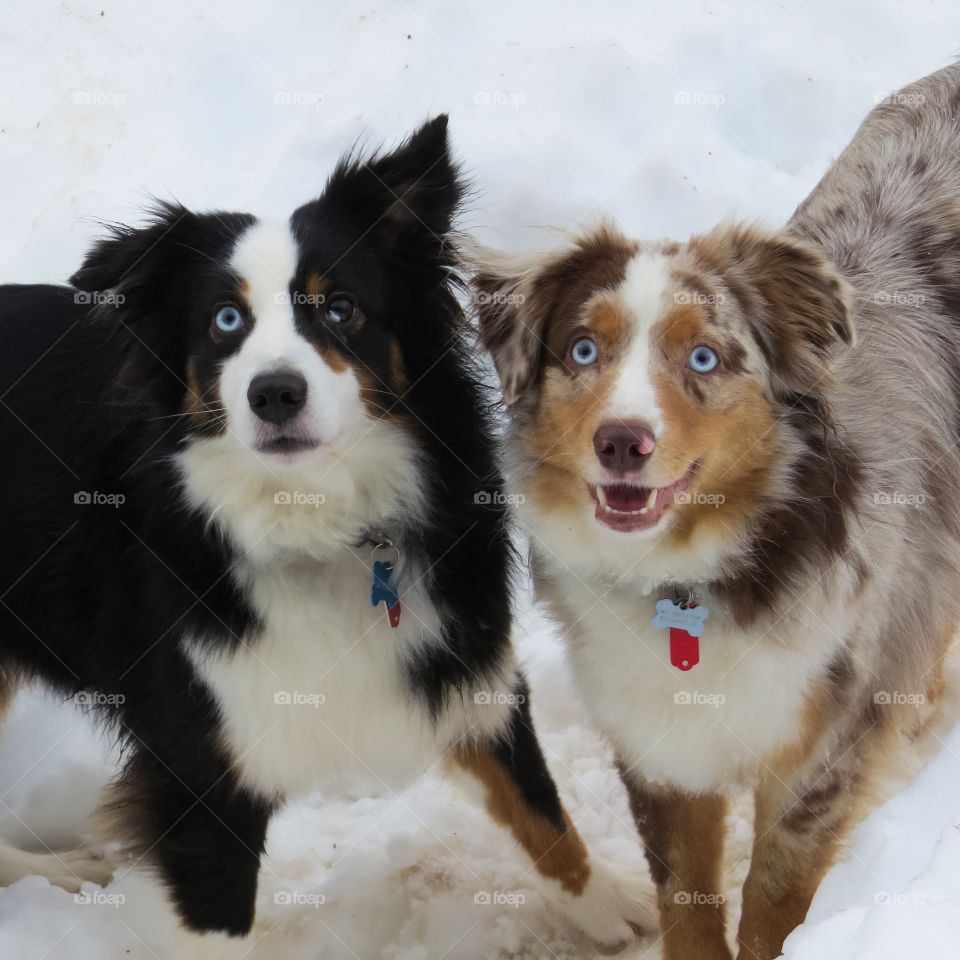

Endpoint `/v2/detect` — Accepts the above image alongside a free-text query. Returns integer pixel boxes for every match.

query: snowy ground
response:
[3,1,960,957]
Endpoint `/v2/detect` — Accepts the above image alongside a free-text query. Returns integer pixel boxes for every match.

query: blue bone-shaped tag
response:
[371,561,399,609]
[651,599,710,637]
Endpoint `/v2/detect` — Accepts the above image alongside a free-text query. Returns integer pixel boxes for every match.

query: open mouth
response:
[588,463,699,533]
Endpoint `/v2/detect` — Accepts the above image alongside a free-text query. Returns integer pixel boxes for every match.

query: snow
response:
[3,1,960,957]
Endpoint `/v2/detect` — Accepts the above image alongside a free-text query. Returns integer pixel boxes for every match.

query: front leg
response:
[102,741,273,937]
[736,769,853,960]
[451,679,656,952]
[619,763,733,960]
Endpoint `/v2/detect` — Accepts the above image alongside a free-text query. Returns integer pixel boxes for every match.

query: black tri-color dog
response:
[0,117,652,952]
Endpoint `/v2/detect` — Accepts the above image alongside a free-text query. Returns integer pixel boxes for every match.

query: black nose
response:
[593,421,656,474]
[247,371,308,424]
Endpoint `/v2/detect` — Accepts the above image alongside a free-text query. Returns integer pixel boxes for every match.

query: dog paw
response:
[550,856,657,952]
[36,847,115,893]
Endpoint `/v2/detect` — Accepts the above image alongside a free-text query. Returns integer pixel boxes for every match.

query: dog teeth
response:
[637,489,658,515]
[597,485,660,516]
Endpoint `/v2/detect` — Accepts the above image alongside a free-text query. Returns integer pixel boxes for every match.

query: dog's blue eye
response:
[571,337,598,366]
[688,345,719,374]
[213,305,244,334]
[325,296,355,324]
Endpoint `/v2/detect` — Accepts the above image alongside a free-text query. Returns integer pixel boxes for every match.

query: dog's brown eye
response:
[325,296,355,324]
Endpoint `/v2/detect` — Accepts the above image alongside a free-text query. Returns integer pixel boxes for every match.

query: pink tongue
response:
[603,484,650,511]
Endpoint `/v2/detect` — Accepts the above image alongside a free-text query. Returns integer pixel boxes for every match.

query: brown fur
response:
[473,225,638,404]
[305,273,328,301]
[184,356,226,436]
[473,61,960,960]
[454,743,591,895]
[619,768,732,960]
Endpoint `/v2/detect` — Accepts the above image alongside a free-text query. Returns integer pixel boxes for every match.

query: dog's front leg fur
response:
[101,742,273,938]
[619,763,733,960]
[451,685,656,952]
[736,768,853,960]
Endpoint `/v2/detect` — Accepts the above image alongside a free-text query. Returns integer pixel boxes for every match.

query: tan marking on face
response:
[588,297,630,349]
[235,279,251,310]
[527,363,618,516]
[313,342,349,374]
[184,357,226,435]
[454,745,590,895]
[389,338,408,394]
[305,273,328,300]
[346,360,407,422]
[655,372,779,550]
[526,295,639,513]
[655,302,709,352]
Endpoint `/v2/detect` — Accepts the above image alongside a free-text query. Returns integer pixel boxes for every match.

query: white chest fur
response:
[185,555,511,799]
[551,574,843,793]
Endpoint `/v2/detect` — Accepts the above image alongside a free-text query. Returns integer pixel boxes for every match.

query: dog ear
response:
[69,204,204,401]
[472,224,635,406]
[70,202,189,295]
[470,248,559,406]
[323,115,464,256]
[702,225,855,394]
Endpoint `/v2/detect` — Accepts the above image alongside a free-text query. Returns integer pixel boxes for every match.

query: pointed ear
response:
[700,225,855,394]
[70,202,188,293]
[471,225,635,405]
[324,115,464,253]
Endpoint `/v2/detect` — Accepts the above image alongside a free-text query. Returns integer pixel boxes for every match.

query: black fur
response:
[0,116,527,936]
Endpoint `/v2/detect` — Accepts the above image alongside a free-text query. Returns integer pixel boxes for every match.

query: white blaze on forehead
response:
[605,252,670,433]
[229,218,299,348]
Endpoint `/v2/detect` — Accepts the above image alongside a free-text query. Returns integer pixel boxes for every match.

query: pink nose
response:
[593,422,656,473]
